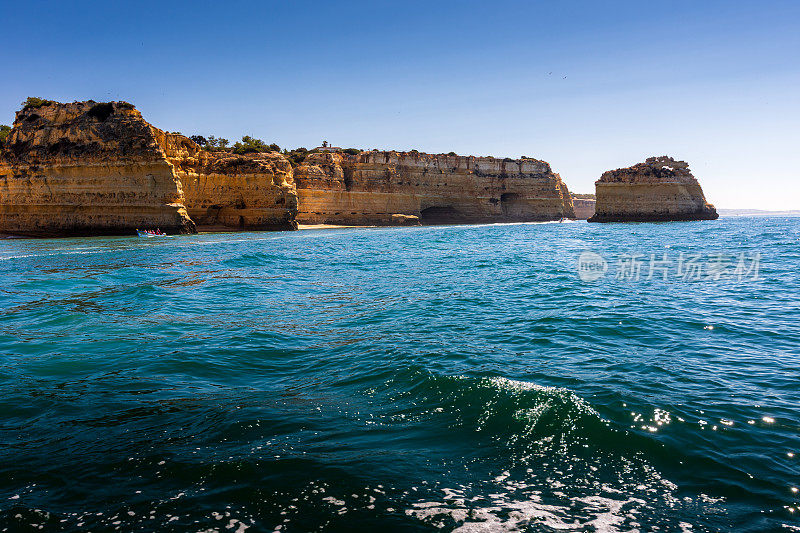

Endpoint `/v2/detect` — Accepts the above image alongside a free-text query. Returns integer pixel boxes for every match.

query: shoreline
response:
[297,223,368,230]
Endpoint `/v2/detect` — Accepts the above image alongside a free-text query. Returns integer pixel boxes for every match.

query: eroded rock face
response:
[588,156,718,223]
[0,101,196,236]
[161,134,298,231]
[572,198,596,220]
[294,151,574,225]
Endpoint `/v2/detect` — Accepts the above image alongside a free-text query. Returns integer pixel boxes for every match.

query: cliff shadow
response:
[500,193,527,219]
[420,206,461,225]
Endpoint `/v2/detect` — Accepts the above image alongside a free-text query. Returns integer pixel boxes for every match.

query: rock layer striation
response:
[0,101,195,236]
[588,156,718,223]
[161,134,298,231]
[0,100,300,236]
[295,151,574,225]
[571,194,596,220]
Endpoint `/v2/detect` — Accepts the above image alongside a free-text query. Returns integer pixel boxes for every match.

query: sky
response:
[1,0,798,209]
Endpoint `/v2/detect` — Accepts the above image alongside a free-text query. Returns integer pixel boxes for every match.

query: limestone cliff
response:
[0,100,195,236]
[295,151,574,225]
[571,194,596,220]
[160,134,298,231]
[588,156,718,223]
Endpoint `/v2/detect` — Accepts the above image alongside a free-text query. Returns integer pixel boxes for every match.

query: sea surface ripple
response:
[0,217,799,532]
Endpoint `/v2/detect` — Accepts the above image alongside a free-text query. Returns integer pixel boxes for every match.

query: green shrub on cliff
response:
[191,134,282,154]
[194,135,230,151]
[342,148,361,155]
[0,125,10,144]
[22,97,55,110]
[285,147,309,166]
[209,136,230,150]
[232,136,280,155]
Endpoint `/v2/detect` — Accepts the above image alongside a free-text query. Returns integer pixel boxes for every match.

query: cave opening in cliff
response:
[420,206,460,225]
[500,193,526,218]
[88,103,114,122]
[342,167,355,190]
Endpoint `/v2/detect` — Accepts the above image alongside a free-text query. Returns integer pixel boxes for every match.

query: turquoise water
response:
[1,217,799,532]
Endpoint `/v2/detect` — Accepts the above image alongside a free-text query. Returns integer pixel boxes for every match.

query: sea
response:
[0,217,798,532]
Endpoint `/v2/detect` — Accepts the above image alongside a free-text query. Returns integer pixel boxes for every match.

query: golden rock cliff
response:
[571,195,596,220]
[294,151,574,225]
[160,135,298,231]
[0,101,196,236]
[588,156,718,223]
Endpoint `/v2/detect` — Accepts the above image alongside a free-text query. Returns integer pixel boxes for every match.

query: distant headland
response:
[0,99,718,237]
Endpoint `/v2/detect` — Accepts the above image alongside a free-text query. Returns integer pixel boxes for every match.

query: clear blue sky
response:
[2,0,798,209]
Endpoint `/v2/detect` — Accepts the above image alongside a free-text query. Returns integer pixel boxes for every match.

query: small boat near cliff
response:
[137,229,167,237]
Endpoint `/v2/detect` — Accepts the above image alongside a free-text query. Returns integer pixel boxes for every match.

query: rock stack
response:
[588,156,718,223]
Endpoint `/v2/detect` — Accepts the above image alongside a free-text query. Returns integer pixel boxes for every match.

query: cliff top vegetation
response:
[188,133,363,166]
[190,134,280,155]
[21,97,56,110]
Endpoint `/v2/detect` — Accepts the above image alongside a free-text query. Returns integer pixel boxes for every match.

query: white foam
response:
[405,464,703,533]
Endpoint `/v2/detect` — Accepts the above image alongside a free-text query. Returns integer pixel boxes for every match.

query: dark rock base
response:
[588,209,719,223]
